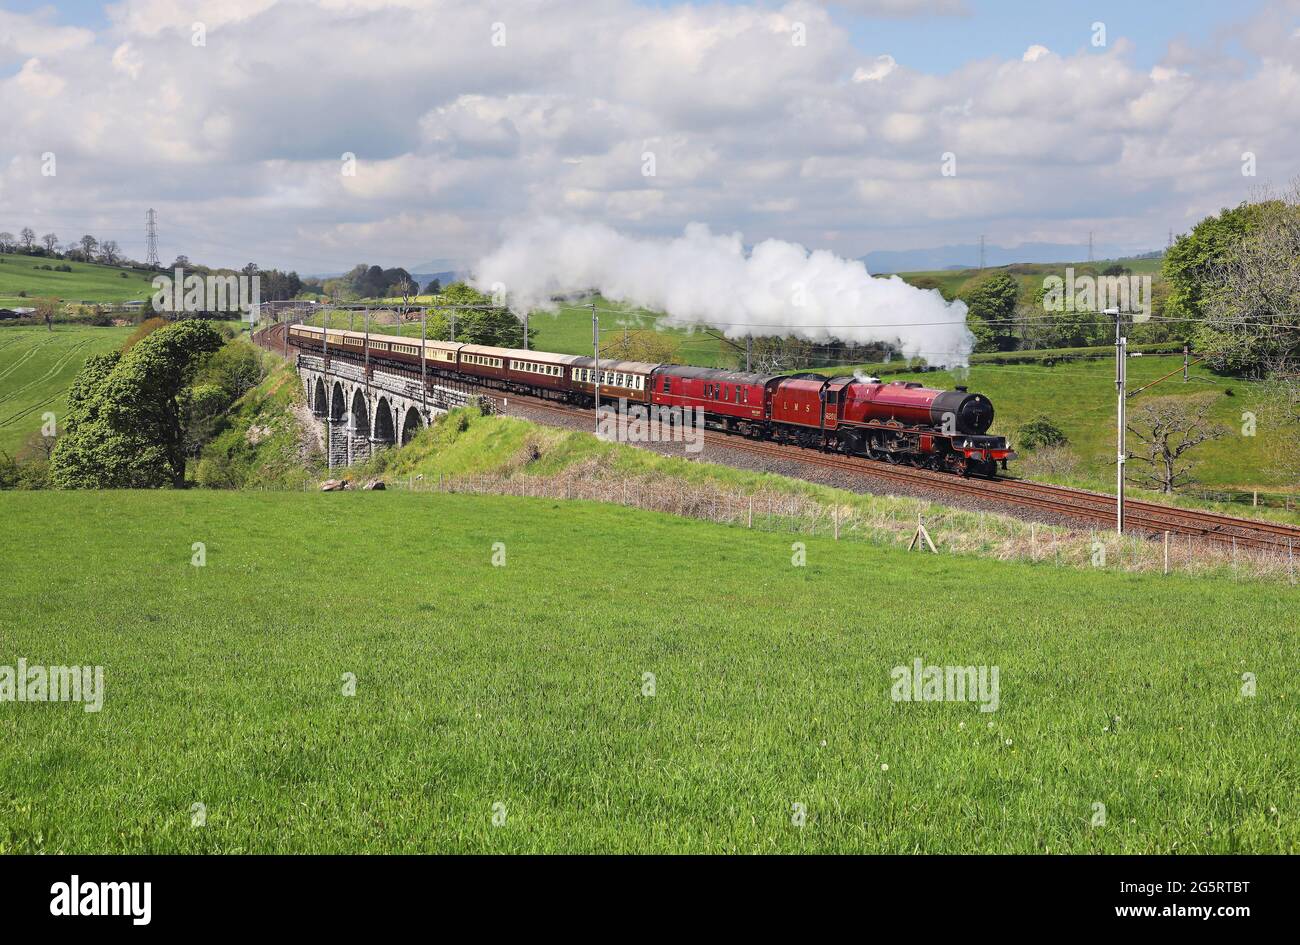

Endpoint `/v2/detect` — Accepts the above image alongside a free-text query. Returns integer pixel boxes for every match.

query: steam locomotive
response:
[288,325,1014,477]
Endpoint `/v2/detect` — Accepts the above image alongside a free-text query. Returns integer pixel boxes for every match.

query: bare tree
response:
[19,429,58,463]
[0,232,14,253]
[100,240,121,266]
[34,296,58,333]
[79,234,99,260]
[20,227,35,251]
[1126,393,1228,494]
[396,278,416,321]
[41,233,59,254]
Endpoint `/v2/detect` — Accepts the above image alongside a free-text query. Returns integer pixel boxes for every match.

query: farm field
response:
[0,490,1294,854]
[893,255,1166,303]
[0,252,156,306]
[0,325,133,456]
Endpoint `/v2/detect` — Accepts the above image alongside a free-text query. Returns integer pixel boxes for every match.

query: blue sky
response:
[628,0,1263,70]
[839,0,1263,71]
[25,0,1266,64]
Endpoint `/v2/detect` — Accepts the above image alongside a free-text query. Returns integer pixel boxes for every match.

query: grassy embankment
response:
[0,487,1293,853]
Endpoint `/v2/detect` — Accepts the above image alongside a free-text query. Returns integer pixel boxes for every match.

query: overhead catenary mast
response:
[592,302,601,431]
[1109,307,1125,534]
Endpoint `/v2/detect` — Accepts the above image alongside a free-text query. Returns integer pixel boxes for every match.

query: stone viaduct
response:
[296,353,487,469]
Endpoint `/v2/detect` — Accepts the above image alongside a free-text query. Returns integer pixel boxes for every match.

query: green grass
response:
[0,324,133,456]
[0,253,156,306]
[0,489,1293,853]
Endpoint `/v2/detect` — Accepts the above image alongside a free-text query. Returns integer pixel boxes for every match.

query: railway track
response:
[271,335,1300,555]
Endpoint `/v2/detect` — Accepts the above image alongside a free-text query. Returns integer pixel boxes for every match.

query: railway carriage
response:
[651,365,773,434]
[287,325,462,376]
[570,357,656,406]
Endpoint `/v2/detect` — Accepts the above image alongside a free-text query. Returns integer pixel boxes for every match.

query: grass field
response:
[0,325,133,456]
[893,255,1165,303]
[0,253,156,306]
[0,490,1294,853]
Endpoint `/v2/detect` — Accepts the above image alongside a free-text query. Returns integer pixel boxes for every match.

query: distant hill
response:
[862,242,1148,274]
[0,253,157,305]
[411,270,464,288]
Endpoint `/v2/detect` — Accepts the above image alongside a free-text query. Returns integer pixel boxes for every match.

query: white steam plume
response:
[473,220,974,367]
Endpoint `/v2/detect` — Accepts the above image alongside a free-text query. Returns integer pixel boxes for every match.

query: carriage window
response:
[663,377,671,394]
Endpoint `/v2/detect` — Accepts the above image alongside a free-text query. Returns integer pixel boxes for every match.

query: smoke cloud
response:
[473,219,974,366]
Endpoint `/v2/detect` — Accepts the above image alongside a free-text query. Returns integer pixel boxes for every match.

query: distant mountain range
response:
[861,242,1146,274]
[410,270,464,288]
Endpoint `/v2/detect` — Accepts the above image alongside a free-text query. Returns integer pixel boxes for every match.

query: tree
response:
[1016,415,1068,451]
[602,329,681,364]
[1163,201,1264,323]
[34,297,57,332]
[0,232,14,253]
[41,233,59,254]
[100,240,120,266]
[1125,393,1227,494]
[78,235,99,260]
[20,227,36,252]
[1194,184,1300,377]
[963,272,1019,351]
[749,335,814,372]
[423,277,442,295]
[49,321,224,488]
[437,282,533,347]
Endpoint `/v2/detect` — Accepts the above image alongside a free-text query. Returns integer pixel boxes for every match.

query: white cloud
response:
[0,0,1293,273]
[0,10,94,59]
[111,43,145,79]
[853,54,897,82]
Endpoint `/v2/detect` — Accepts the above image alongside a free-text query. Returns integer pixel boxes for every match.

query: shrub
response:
[1016,415,1069,451]
[1018,444,1079,479]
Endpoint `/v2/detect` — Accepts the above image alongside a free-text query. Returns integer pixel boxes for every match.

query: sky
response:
[1,0,1297,274]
